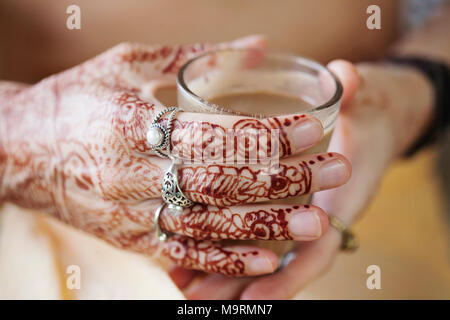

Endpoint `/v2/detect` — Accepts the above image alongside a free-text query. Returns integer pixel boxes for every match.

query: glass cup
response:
[176,49,342,259]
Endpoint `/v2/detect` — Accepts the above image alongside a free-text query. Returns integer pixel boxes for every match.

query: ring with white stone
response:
[146,107,194,214]
[146,107,180,158]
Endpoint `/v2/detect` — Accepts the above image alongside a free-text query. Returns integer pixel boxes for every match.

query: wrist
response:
[382,56,449,157]
[356,62,435,159]
[388,63,435,157]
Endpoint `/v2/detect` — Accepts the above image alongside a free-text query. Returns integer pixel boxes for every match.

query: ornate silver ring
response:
[162,154,194,215]
[146,107,179,158]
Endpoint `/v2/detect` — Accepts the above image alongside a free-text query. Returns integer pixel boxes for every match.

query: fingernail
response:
[289,212,322,239]
[292,119,323,152]
[318,158,349,189]
[247,255,276,275]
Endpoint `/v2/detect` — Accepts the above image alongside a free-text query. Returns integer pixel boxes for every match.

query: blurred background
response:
[0,0,448,299]
[0,0,400,82]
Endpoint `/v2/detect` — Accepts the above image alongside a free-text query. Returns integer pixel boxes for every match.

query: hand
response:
[182,60,434,299]
[0,37,352,277]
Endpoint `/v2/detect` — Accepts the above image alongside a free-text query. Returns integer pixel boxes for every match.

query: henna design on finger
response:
[110,231,253,276]
[170,116,296,163]
[159,204,302,240]
[232,117,290,160]
[163,235,247,276]
[178,162,312,206]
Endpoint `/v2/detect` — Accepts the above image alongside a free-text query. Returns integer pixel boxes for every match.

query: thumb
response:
[327,60,360,109]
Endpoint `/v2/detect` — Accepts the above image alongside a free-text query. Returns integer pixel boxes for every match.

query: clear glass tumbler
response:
[176,48,342,259]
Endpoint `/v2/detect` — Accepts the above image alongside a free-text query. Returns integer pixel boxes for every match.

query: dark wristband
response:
[384,56,450,157]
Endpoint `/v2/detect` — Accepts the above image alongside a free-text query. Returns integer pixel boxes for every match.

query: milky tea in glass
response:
[175,49,342,259]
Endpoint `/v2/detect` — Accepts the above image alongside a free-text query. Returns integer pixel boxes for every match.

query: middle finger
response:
[153,151,350,206]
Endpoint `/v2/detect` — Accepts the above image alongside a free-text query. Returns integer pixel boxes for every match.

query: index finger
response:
[171,112,324,161]
[113,94,324,160]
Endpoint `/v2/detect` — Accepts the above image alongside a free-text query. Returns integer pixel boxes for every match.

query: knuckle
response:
[103,42,143,62]
[101,42,185,71]
[111,92,154,153]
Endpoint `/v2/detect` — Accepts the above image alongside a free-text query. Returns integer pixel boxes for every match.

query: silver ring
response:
[147,107,194,214]
[146,107,180,158]
[153,203,168,242]
[162,154,194,215]
[279,250,296,270]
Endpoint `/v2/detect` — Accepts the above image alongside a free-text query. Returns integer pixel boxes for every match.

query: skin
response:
[0,36,350,277]
[182,60,435,298]
[1,1,448,299]
[182,6,450,298]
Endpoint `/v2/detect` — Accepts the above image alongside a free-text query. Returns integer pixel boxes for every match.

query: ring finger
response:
[159,203,328,241]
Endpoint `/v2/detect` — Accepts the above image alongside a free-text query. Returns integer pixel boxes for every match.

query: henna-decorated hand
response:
[181,60,435,298]
[0,36,352,277]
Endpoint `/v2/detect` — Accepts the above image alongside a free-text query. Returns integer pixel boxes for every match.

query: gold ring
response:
[328,215,358,252]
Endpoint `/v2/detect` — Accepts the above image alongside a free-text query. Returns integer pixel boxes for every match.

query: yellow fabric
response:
[0,205,184,299]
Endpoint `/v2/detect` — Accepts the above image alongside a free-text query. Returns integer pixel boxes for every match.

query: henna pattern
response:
[178,161,312,207]
[163,236,246,276]
[123,232,251,276]
[170,116,293,163]
[0,42,335,276]
[159,204,306,241]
